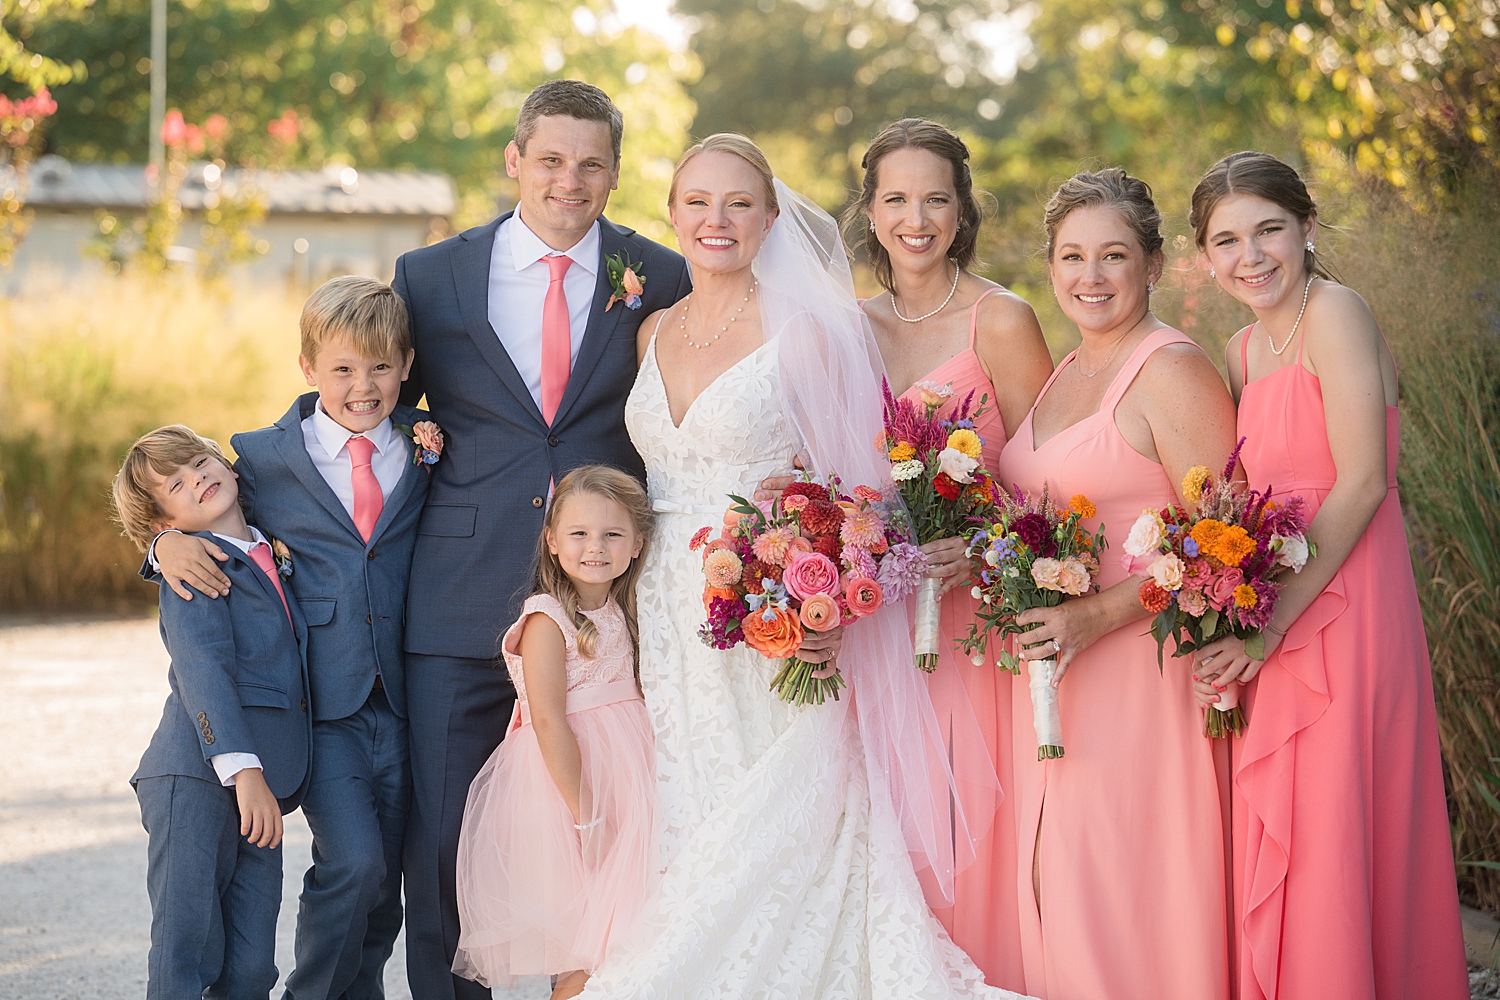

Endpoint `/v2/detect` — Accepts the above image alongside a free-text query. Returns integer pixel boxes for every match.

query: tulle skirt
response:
[453,698,658,987]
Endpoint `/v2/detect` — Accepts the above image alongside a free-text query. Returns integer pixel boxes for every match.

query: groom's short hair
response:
[514,80,624,163]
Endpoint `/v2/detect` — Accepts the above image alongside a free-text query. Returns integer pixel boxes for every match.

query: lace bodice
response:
[501,595,635,719]
[625,338,799,510]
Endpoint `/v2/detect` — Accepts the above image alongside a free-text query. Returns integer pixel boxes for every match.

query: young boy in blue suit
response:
[154,277,432,1000]
[115,424,313,1000]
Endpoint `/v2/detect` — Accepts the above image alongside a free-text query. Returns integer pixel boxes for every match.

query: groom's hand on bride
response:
[753,457,808,502]
[797,626,842,664]
[154,530,232,600]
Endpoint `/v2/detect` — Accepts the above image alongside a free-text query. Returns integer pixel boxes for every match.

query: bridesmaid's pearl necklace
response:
[680,280,756,350]
[1267,277,1313,356]
[891,264,960,323]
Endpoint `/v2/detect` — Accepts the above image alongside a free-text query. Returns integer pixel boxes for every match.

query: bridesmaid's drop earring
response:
[1210,267,1216,278]
[869,220,875,233]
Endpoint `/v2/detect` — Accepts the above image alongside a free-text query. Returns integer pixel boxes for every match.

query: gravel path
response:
[0,615,547,1000]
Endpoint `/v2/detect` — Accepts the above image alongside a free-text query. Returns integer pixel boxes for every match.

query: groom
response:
[392,80,691,999]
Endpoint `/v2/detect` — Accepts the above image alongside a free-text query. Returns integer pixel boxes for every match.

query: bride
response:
[580,134,1032,999]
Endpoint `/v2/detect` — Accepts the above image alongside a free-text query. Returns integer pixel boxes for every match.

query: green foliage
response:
[0,0,88,91]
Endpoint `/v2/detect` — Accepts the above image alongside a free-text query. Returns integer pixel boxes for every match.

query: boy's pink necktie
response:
[347,435,382,542]
[248,542,293,628]
[541,254,573,424]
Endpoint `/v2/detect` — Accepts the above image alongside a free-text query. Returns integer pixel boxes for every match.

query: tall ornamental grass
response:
[0,273,305,609]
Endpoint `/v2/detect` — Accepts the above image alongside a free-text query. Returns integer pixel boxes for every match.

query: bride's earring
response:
[869,220,875,233]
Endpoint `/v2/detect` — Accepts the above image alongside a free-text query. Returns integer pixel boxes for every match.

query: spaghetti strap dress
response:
[1231,332,1466,1000]
[995,327,1230,1000]
[897,287,1024,991]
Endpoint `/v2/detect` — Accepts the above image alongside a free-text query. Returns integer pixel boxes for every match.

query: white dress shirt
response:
[301,404,407,517]
[488,212,600,411]
[206,526,272,787]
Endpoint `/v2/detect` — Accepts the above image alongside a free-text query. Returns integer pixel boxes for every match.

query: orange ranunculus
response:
[845,577,884,616]
[741,606,805,659]
[799,593,840,632]
[703,586,737,610]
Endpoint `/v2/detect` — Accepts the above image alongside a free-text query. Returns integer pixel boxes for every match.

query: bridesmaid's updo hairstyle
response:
[1189,151,1335,281]
[668,133,779,213]
[844,118,984,293]
[1043,167,1164,263]
[530,465,653,666]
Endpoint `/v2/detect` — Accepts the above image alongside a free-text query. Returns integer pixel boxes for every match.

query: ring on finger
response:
[1051,639,1060,653]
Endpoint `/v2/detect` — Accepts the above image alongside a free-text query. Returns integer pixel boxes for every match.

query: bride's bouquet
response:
[1122,440,1315,738]
[959,487,1108,759]
[693,477,928,706]
[879,377,997,671]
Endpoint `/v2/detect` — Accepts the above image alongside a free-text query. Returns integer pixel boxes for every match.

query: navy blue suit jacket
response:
[231,395,431,721]
[134,530,313,811]
[394,212,690,659]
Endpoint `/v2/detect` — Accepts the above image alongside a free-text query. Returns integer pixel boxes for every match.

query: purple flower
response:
[876,541,929,603]
[699,596,747,650]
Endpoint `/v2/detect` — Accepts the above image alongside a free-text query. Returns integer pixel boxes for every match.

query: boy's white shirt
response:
[205,526,272,787]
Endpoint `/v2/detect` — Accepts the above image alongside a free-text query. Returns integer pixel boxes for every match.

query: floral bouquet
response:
[693,477,928,706]
[959,488,1107,759]
[1122,440,1314,738]
[880,377,997,671]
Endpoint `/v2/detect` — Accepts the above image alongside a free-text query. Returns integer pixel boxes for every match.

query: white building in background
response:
[5,155,456,290]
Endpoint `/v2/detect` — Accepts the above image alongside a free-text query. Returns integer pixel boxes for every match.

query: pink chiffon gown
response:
[995,327,1231,1000]
[452,595,658,987]
[1232,332,1466,1000]
[899,287,1026,992]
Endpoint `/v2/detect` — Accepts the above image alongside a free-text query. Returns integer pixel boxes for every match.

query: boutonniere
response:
[270,539,294,578]
[396,422,441,470]
[605,251,645,311]
[396,420,445,467]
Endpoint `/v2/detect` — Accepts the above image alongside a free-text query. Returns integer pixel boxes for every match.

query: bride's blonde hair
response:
[529,466,653,666]
[668,133,779,213]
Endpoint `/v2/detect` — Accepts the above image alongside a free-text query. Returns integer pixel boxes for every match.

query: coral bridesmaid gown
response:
[996,327,1230,1000]
[898,288,1025,991]
[1232,332,1466,1000]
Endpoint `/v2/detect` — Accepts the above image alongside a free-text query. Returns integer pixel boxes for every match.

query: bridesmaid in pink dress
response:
[848,119,1052,990]
[995,169,1238,1000]
[1188,151,1466,1000]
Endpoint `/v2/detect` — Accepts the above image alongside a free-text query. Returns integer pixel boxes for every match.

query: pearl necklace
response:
[679,280,756,350]
[1267,277,1313,356]
[891,264,959,323]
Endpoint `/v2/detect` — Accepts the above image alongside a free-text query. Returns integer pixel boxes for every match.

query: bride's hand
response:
[797,625,842,664]
[753,456,807,501]
[919,537,972,596]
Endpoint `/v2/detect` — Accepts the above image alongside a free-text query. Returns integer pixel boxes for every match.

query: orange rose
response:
[741,606,805,659]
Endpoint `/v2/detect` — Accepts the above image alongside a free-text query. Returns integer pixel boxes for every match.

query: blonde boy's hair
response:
[300,275,412,364]
[112,425,231,552]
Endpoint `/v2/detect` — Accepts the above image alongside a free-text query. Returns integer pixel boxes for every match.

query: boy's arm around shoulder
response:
[157,579,261,763]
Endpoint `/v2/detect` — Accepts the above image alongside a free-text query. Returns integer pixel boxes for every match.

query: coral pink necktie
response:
[347,435,382,543]
[541,254,574,425]
[248,542,293,628]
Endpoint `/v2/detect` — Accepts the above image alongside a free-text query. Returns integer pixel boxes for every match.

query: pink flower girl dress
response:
[453,594,658,987]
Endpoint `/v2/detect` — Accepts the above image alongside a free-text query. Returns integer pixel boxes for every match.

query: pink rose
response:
[412,420,444,455]
[787,536,813,556]
[1207,567,1244,611]
[782,551,841,601]
[845,577,884,616]
[1031,557,1064,591]
[799,593,841,632]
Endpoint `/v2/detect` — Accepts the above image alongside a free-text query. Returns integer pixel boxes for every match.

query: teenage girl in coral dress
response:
[453,467,658,1000]
[848,119,1053,992]
[1189,151,1466,1000]
[995,169,1239,1000]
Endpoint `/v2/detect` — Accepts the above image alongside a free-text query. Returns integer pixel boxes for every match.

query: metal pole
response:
[148,0,166,177]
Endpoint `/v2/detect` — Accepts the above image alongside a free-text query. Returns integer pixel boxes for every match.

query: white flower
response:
[936,447,979,484]
[971,586,983,599]
[1271,533,1309,573]
[1122,510,1166,557]
[891,459,926,482]
[1150,552,1185,591]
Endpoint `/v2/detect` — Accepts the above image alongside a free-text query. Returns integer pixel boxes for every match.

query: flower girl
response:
[453,466,657,1000]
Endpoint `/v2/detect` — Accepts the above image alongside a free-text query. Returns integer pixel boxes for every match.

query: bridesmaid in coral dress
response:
[849,119,1052,990]
[995,169,1238,1000]
[1189,151,1466,1000]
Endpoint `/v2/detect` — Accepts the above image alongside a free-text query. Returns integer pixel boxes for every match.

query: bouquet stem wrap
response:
[1205,684,1247,739]
[1028,657,1064,759]
[913,577,942,673]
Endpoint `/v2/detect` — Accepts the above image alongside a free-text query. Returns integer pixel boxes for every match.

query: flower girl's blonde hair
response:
[530,465,653,663]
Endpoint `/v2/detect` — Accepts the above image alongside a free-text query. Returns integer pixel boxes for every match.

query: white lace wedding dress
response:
[576,334,1027,999]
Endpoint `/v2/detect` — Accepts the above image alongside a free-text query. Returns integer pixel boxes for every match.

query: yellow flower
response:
[946,428,982,460]
[1068,494,1097,520]
[1212,525,1257,567]
[1233,584,1258,609]
[1181,465,1212,505]
[888,441,916,462]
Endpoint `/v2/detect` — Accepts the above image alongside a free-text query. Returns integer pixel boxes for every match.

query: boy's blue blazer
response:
[230,393,430,722]
[134,530,312,809]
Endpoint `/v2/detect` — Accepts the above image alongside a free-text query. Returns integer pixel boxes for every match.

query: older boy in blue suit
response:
[154,278,431,1000]
[115,424,312,1000]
